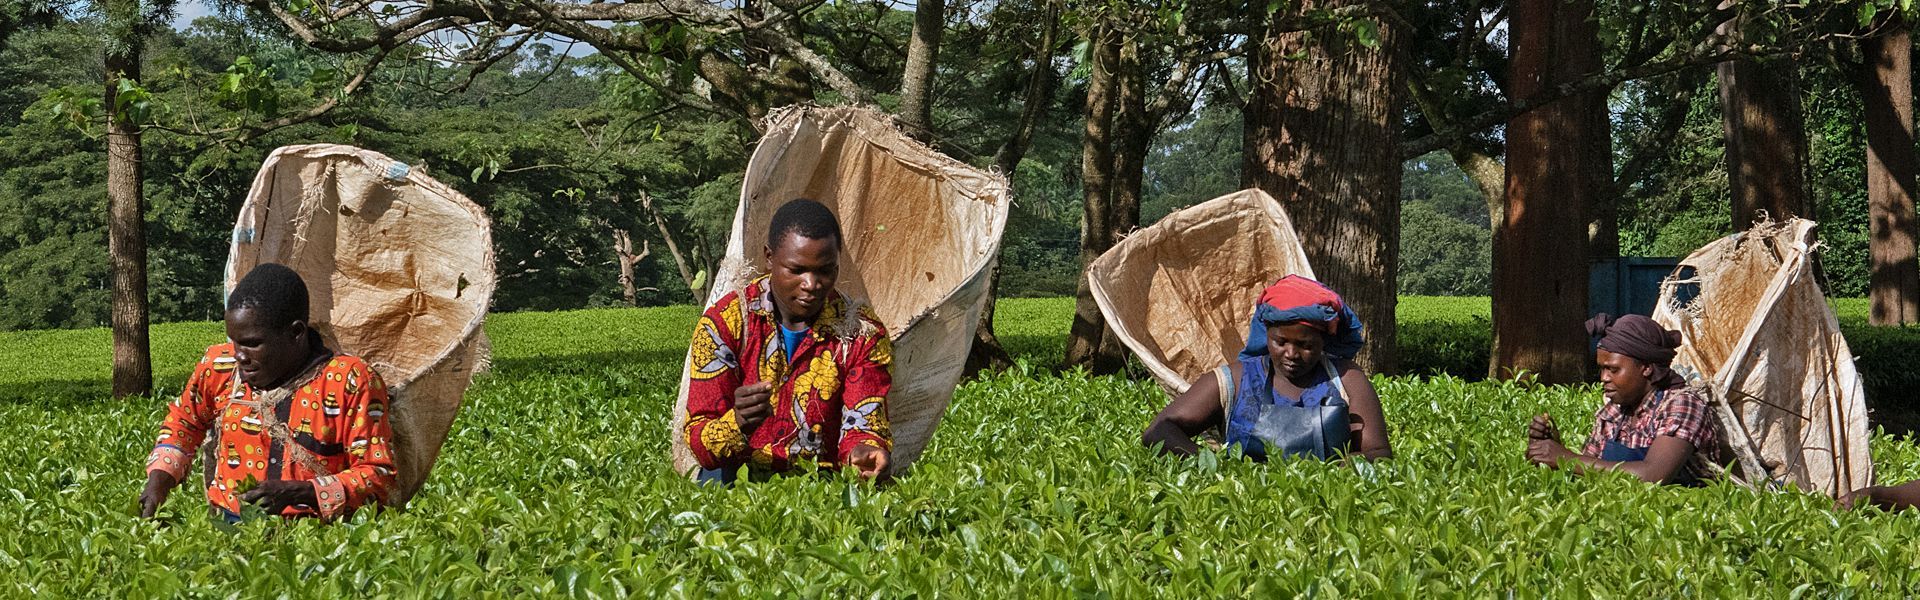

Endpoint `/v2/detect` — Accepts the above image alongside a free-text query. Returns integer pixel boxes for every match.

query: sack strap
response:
[1210,364,1237,440]
[227,357,336,478]
[1322,359,1348,404]
[1213,365,1236,416]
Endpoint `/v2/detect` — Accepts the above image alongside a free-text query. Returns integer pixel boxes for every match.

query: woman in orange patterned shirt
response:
[139,263,397,521]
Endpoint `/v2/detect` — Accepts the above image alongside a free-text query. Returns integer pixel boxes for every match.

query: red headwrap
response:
[1255,276,1346,335]
[1243,275,1366,360]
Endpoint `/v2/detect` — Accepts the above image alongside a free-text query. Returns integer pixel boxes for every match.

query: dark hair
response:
[227,263,310,329]
[766,198,843,249]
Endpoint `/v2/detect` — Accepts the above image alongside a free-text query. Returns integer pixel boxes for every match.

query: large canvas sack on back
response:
[1087,189,1315,395]
[669,105,1011,476]
[226,144,495,507]
[1652,218,1872,497]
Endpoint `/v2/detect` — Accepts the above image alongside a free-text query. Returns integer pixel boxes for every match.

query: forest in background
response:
[4,0,1918,394]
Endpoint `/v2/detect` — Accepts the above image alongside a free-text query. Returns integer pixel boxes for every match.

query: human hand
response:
[734,382,774,434]
[1528,413,1559,441]
[240,480,317,515]
[1526,439,1572,467]
[1837,487,1878,511]
[138,471,177,519]
[848,444,890,480]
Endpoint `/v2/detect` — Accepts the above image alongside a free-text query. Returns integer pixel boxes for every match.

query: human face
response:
[1596,349,1653,406]
[225,306,312,389]
[1266,322,1327,380]
[763,232,840,325]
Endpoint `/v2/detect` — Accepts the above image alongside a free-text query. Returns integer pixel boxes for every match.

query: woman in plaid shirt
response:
[1524,314,1722,486]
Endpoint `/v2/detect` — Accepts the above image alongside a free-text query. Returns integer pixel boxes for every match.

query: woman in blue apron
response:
[1525,313,1722,486]
[1141,276,1393,461]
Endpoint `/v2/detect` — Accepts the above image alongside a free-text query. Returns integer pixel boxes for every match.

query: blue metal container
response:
[1589,257,1683,318]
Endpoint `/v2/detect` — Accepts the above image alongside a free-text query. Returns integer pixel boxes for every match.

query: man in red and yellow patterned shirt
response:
[139,263,397,521]
[684,199,893,482]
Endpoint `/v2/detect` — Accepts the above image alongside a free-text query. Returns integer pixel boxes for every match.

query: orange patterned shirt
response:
[146,344,397,519]
[684,276,893,474]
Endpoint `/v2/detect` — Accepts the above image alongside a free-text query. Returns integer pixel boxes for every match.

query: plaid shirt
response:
[1582,386,1722,479]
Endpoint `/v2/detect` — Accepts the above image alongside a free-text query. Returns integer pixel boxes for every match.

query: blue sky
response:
[170,0,215,30]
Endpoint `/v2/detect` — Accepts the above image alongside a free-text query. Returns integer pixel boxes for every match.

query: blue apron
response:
[1597,390,1701,486]
[1222,356,1351,460]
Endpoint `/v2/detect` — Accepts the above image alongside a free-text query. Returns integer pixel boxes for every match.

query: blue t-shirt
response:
[780,325,809,361]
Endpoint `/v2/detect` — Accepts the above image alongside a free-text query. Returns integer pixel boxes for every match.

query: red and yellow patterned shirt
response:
[146,344,397,519]
[685,276,893,473]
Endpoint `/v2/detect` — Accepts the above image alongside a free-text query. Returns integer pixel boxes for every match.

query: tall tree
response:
[1064,19,1124,373]
[1492,0,1601,383]
[970,0,1065,374]
[103,0,173,398]
[1858,18,1920,326]
[1717,9,1812,229]
[897,0,944,137]
[1242,0,1406,373]
[1719,60,1812,226]
[1063,3,1217,373]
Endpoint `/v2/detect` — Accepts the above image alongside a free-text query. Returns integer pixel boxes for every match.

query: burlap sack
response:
[226,144,495,507]
[1652,218,1873,497]
[668,105,1011,476]
[1087,188,1315,395]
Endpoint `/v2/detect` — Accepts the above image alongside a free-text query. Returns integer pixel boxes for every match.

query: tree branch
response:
[1400,39,1820,160]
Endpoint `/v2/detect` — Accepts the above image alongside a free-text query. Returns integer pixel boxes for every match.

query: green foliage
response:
[1142,102,1241,225]
[1398,202,1490,296]
[110,76,153,124]
[0,16,756,327]
[1399,153,1491,296]
[1614,73,1731,260]
[0,112,110,329]
[1805,62,1874,298]
[27,85,102,135]
[1395,295,1493,378]
[5,299,1920,595]
[211,55,279,116]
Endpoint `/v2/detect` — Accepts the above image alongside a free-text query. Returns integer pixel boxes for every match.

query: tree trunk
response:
[1063,22,1123,373]
[1860,24,1920,326]
[1099,33,1152,370]
[612,228,651,307]
[641,191,709,302]
[1586,96,1618,260]
[897,0,944,139]
[106,16,151,399]
[967,0,1062,375]
[1492,0,1600,383]
[1720,57,1812,227]
[991,0,1062,176]
[1243,1,1405,374]
[1408,79,1504,228]
[1455,150,1506,229]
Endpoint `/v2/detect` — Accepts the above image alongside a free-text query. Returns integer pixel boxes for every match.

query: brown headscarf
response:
[1584,313,1686,389]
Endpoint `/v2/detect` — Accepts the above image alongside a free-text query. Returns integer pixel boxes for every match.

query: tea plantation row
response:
[2,298,1919,596]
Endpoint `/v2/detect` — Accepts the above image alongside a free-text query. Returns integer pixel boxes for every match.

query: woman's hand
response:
[1527,413,1559,441]
[1526,438,1575,467]
[241,480,318,514]
[138,471,177,518]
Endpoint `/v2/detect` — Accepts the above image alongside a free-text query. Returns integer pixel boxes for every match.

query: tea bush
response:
[3,299,1919,596]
